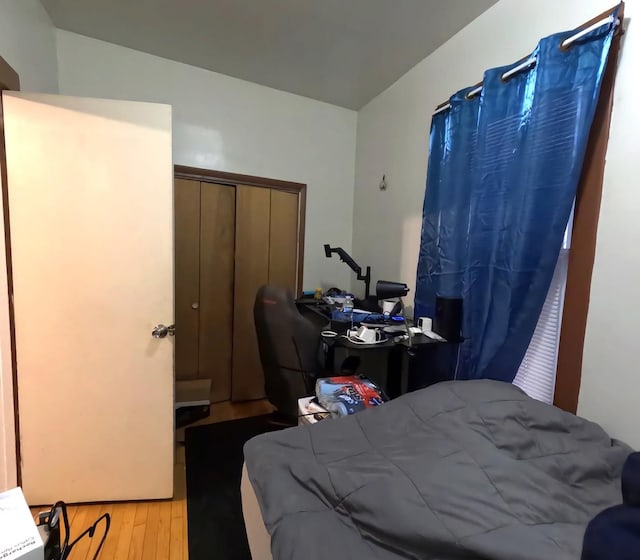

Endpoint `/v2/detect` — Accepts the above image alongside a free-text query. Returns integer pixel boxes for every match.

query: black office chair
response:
[254,285,323,420]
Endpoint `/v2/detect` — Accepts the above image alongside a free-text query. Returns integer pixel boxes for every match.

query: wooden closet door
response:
[199,183,236,402]
[232,186,270,401]
[269,189,299,292]
[174,178,201,380]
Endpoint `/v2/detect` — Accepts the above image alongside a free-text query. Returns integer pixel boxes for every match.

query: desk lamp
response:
[376,281,412,347]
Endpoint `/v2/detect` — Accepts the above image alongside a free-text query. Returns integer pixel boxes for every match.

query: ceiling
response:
[41,0,498,109]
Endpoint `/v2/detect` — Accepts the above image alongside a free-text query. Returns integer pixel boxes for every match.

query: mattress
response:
[241,464,272,560]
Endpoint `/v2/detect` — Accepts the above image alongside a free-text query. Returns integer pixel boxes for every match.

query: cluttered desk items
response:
[313,279,447,346]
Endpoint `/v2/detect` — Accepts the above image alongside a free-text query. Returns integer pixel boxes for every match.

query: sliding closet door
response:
[175,175,301,403]
[232,186,271,401]
[174,180,235,402]
[199,183,236,402]
[269,189,299,292]
[174,178,201,380]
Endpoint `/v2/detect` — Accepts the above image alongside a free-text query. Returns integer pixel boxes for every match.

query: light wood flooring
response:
[31,399,274,560]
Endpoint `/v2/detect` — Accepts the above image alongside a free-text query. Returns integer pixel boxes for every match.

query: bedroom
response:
[0,0,638,559]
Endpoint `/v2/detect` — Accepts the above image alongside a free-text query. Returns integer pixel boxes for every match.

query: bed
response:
[242,380,631,560]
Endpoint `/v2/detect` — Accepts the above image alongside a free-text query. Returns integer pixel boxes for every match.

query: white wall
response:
[0,0,58,492]
[0,0,58,92]
[353,0,640,448]
[55,30,357,290]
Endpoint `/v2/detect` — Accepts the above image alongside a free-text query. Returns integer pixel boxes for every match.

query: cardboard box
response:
[0,487,44,560]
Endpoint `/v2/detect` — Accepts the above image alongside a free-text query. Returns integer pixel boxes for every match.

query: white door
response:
[2,92,174,505]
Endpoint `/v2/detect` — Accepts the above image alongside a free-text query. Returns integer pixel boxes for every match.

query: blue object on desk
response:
[331,310,404,324]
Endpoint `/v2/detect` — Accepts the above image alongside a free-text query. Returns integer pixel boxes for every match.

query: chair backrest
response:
[254,285,322,418]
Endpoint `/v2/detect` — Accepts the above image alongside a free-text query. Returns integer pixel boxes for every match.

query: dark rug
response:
[185,414,288,560]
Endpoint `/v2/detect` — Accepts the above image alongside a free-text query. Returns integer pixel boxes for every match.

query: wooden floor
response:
[31,399,273,560]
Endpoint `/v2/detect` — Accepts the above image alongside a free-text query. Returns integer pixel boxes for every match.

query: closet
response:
[174,171,303,403]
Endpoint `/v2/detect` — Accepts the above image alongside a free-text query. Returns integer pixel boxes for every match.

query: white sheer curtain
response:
[513,214,573,404]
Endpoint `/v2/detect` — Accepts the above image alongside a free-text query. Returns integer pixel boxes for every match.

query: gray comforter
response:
[244,380,631,559]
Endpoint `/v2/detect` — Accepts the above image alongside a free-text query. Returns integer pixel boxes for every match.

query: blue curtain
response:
[415,9,619,382]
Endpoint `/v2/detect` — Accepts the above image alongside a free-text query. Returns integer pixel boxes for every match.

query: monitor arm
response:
[323,244,371,299]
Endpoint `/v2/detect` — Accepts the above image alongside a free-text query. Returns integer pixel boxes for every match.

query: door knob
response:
[152,324,175,338]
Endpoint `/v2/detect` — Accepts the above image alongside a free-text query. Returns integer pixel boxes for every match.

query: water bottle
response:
[343,295,354,328]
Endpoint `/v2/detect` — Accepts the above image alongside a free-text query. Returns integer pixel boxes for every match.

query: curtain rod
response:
[432,12,620,117]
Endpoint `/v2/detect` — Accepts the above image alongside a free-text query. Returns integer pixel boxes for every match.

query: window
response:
[513,216,572,403]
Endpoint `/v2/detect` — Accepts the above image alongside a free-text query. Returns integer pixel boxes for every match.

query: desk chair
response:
[254,285,323,420]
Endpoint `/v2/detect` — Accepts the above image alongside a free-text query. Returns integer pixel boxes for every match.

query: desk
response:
[295,298,331,328]
[323,332,457,397]
[296,297,461,395]
[330,332,445,351]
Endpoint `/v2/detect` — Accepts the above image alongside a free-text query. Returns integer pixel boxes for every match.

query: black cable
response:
[44,501,111,560]
[297,411,331,422]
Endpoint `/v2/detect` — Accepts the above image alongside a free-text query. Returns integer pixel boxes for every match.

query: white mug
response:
[417,317,433,333]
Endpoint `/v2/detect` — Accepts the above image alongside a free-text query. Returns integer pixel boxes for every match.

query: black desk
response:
[296,298,331,328]
[323,332,456,397]
[330,332,444,351]
[296,297,461,395]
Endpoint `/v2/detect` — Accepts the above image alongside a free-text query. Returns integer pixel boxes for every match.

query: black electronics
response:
[38,501,110,560]
[176,404,210,429]
[376,280,413,348]
[433,296,463,341]
[323,244,371,298]
[375,280,409,300]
